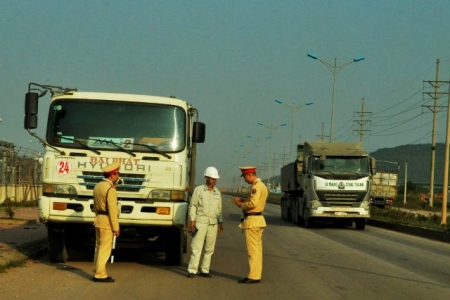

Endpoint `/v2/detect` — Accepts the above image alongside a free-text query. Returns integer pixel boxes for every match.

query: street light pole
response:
[257,122,286,191]
[307,53,364,141]
[275,99,313,161]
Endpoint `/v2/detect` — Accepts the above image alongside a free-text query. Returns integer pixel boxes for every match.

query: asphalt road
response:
[1,195,450,300]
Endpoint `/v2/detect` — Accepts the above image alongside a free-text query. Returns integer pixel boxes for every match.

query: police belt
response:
[96,211,109,215]
[244,212,263,218]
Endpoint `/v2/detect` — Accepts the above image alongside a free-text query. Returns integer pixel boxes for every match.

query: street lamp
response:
[275,99,313,161]
[257,122,286,191]
[307,53,364,141]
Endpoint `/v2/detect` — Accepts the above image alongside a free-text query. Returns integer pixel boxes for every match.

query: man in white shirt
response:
[186,166,224,278]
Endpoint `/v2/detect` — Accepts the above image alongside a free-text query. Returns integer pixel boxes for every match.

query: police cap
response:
[239,166,256,177]
[102,162,120,175]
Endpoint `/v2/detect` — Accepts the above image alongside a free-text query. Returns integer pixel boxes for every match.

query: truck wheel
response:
[355,219,366,230]
[293,201,301,225]
[48,227,68,263]
[63,228,80,261]
[281,198,286,221]
[283,198,289,221]
[286,199,292,222]
[165,229,183,265]
[292,201,297,224]
[291,201,297,224]
[302,206,314,228]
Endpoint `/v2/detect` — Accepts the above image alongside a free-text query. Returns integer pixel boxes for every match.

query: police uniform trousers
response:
[93,227,113,278]
[245,227,264,280]
[188,223,218,274]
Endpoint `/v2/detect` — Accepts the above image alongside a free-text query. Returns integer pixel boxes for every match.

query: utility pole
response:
[423,59,446,207]
[317,122,329,141]
[280,147,289,167]
[403,162,408,204]
[353,98,372,144]
[441,75,450,225]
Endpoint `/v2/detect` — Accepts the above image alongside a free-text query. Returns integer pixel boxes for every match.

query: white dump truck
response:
[280,141,376,230]
[24,83,205,265]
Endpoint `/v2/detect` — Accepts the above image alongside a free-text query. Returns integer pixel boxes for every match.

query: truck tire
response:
[293,201,301,225]
[63,228,80,261]
[302,206,314,228]
[165,228,183,265]
[291,201,297,224]
[284,198,290,221]
[286,198,292,222]
[281,198,286,221]
[354,219,366,230]
[291,201,296,224]
[48,227,68,263]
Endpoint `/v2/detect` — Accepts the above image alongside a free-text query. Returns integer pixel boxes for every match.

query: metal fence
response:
[0,139,42,203]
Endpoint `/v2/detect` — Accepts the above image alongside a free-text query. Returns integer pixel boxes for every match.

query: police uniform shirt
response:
[240,178,268,229]
[93,180,120,231]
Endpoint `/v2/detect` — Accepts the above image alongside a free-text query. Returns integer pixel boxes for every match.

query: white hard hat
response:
[204,166,220,179]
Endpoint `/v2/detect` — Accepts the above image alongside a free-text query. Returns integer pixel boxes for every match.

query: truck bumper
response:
[312,207,370,218]
[37,195,188,227]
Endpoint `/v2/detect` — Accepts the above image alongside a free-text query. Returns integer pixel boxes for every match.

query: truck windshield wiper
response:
[27,129,65,155]
[315,170,337,176]
[127,142,171,159]
[101,140,136,157]
[60,137,101,155]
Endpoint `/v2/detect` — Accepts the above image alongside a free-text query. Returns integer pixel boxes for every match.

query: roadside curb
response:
[367,218,450,243]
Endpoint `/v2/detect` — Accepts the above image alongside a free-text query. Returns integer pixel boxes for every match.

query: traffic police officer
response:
[234,166,268,284]
[93,162,121,283]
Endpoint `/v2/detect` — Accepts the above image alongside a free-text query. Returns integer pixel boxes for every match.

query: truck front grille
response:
[78,171,147,192]
[316,191,365,207]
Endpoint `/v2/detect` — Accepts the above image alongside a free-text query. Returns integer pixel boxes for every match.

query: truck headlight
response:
[360,200,370,210]
[43,183,77,198]
[148,190,185,201]
[311,199,322,210]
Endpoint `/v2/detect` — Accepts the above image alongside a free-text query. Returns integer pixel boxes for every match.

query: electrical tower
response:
[353,98,372,143]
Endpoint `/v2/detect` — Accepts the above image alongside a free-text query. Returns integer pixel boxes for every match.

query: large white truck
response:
[24,83,205,265]
[280,141,376,230]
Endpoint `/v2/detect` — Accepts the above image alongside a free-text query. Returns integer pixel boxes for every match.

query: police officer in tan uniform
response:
[92,162,121,283]
[233,166,268,284]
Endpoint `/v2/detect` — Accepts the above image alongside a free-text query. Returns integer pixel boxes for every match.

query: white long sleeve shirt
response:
[189,185,223,225]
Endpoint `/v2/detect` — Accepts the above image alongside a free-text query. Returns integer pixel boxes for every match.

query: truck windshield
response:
[47,99,186,153]
[312,156,370,176]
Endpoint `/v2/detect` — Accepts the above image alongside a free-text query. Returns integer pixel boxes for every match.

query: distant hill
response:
[370,143,448,186]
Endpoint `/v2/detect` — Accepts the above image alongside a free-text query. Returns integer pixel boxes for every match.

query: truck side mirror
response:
[302,156,309,174]
[193,122,205,143]
[370,157,377,175]
[24,92,39,129]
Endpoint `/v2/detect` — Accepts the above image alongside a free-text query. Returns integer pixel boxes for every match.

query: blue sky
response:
[1,0,450,187]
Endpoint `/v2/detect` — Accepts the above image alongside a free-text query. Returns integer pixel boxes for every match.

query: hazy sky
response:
[1,0,450,187]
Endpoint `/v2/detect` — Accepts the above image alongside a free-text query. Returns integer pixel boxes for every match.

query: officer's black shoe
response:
[187,273,195,278]
[200,272,212,278]
[238,277,260,284]
[93,276,115,283]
